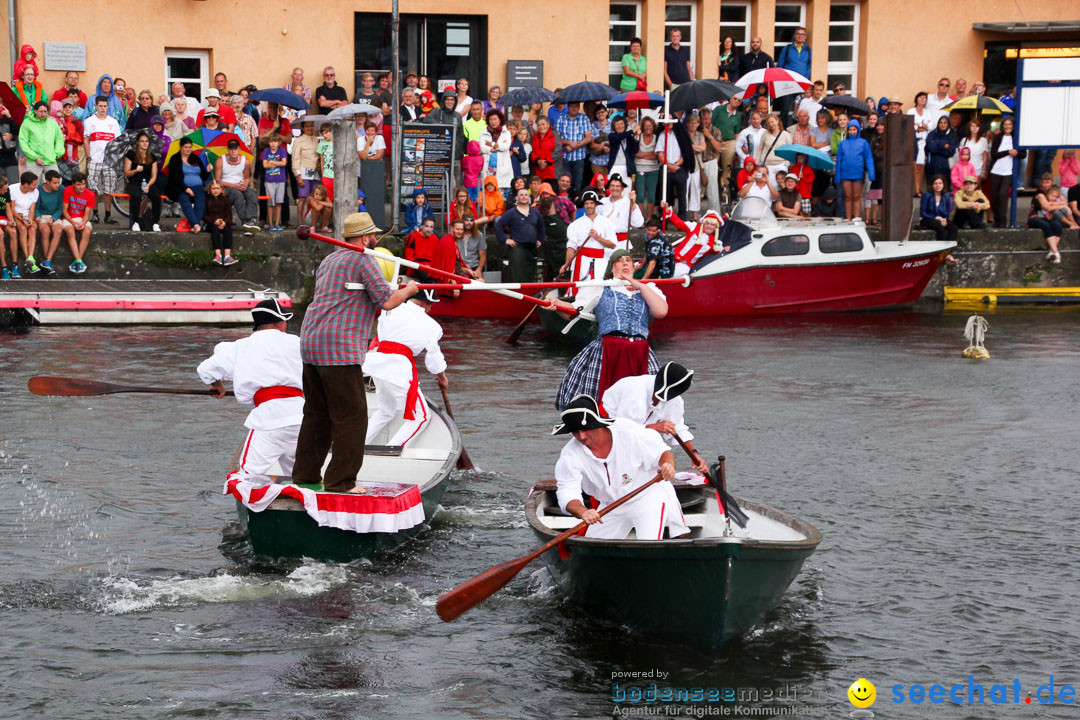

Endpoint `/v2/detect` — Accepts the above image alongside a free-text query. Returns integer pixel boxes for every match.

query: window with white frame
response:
[774,2,806,45]
[165,49,209,103]
[665,2,697,75]
[827,4,860,94]
[609,3,642,89]
[720,2,751,54]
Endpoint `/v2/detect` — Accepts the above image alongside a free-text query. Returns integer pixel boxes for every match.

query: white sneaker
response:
[152,224,161,232]
[131,222,141,232]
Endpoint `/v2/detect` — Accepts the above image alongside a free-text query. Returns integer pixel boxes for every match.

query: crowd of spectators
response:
[2,35,1078,280]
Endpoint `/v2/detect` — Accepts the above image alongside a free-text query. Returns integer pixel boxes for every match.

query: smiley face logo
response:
[848,678,876,708]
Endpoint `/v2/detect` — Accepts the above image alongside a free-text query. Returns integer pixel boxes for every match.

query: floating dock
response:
[944,286,1080,308]
[0,280,291,325]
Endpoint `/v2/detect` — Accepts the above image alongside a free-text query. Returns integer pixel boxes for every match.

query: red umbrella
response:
[607,91,665,111]
[735,68,812,100]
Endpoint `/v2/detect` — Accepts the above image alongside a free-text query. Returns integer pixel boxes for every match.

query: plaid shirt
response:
[556,113,591,162]
[300,249,393,365]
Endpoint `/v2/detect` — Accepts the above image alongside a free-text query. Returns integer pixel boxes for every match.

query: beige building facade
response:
[3,1,1078,109]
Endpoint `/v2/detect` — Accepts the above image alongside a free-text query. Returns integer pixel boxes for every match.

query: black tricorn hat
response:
[252,298,293,328]
[552,395,614,435]
[653,362,693,402]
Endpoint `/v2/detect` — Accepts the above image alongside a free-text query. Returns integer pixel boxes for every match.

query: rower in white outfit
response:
[198,298,304,485]
[599,173,644,252]
[560,188,618,299]
[362,284,448,446]
[553,394,690,540]
[602,362,708,472]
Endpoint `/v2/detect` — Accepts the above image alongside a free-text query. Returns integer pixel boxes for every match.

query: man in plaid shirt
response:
[556,102,592,198]
[295,212,419,493]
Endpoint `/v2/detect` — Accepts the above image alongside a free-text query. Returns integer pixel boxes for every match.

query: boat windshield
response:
[730,197,778,228]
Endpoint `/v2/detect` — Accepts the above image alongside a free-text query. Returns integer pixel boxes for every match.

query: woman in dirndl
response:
[554,249,667,410]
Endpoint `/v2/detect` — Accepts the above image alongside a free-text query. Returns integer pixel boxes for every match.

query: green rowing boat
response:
[525,479,821,653]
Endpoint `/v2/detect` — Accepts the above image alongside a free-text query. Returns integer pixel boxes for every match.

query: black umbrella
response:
[669,79,742,112]
[500,86,557,107]
[247,88,309,109]
[821,94,871,116]
[555,81,618,104]
[102,129,169,173]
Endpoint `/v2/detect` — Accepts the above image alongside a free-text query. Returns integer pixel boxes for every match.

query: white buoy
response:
[962,314,990,359]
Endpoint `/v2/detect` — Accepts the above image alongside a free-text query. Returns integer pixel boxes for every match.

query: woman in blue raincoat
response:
[834,118,874,220]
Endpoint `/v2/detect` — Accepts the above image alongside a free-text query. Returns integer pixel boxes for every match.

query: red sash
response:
[570,246,606,296]
[370,339,420,420]
[253,385,303,406]
[615,232,629,250]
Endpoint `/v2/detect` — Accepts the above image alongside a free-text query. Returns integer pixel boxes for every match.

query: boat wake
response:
[94,562,349,614]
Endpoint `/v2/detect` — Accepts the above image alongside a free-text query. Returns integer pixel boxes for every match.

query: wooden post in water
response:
[883,113,915,244]
[332,118,358,236]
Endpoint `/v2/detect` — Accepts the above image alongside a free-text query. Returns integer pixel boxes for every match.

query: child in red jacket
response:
[12,44,39,84]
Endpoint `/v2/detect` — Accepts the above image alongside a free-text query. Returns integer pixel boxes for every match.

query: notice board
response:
[399,122,457,233]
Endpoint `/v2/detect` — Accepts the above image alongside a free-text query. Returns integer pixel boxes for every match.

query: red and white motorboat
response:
[433,198,954,325]
[654,199,955,318]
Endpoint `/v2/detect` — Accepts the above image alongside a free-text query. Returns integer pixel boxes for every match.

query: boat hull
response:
[236,476,449,562]
[429,290,538,321]
[663,249,950,316]
[432,245,949,323]
[538,306,597,346]
[229,405,461,562]
[527,493,820,653]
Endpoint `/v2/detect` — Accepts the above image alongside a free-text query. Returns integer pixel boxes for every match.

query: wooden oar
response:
[436,472,663,621]
[438,385,475,470]
[670,432,748,528]
[28,376,234,397]
[504,305,538,345]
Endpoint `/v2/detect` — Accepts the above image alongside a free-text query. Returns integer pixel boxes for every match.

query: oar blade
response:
[436,554,533,621]
[456,447,476,470]
[27,376,119,397]
[505,305,538,344]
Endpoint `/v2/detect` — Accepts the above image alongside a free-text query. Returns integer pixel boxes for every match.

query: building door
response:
[355,13,486,96]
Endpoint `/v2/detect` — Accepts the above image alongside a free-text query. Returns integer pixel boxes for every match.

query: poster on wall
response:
[399,122,457,234]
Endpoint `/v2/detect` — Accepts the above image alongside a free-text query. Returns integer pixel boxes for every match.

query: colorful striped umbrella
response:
[163,129,253,172]
[735,68,812,100]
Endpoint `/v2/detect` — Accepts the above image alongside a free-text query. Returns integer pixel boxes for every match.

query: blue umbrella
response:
[500,87,556,107]
[607,91,665,110]
[774,143,834,170]
[555,81,618,104]
[247,88,309,109]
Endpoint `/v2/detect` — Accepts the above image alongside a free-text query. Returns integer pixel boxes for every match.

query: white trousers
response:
[365,378,432,446]
[687,169,702,212]
[230,425,300,484]
[585,481,690,540]
[702,158,721,212]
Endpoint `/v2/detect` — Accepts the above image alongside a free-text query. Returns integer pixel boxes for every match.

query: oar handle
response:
[439,385,455,420]
[299,226,575,315]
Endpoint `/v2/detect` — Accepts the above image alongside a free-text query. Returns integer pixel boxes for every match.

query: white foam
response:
[96,562,349,614]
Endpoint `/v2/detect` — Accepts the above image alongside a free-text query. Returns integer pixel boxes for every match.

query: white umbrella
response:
[327,103,381,119]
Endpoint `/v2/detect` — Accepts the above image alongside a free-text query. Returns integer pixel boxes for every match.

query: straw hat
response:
[341,212,381,238]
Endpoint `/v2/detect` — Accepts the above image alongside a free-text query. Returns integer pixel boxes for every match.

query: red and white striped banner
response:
[225,478,425,534]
